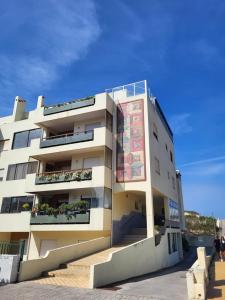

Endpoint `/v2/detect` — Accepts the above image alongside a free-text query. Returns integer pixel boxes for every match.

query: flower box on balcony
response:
[35,169,92,185]
[30,211,90,225]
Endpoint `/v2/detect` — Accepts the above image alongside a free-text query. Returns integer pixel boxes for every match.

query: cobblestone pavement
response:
[0,250,197,300]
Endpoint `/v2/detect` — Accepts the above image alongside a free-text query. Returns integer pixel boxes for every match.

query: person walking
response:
[220,235,225,262]
[214,235,221,261]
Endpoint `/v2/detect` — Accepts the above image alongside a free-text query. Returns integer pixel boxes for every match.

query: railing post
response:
[19,240,25,261]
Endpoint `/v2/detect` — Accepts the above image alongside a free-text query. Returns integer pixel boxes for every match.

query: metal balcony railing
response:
[35,168,92,185]
[40,130,94,148]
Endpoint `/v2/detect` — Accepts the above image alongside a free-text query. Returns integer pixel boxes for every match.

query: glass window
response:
[172,233,177,252]
[10,197,19,213]
[15,163,28,180]
[104,188,112,209]
[154,157,160,175]
[28,129,42,146]
[153,123,158,141]
[27,161,38,174]
[1,198,11,213]
[13,131,29,149]
[6,165,17,180]
[12,129,42,149]
[0,196,34,213]
[168,233,171,254]
[170,151,173,163]
[106,111,113,132]
[7,162,37,181]
[105,147,112,169]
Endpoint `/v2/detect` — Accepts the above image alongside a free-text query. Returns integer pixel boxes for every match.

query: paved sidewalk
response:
[207,261,225,300]
[0,250,196,300]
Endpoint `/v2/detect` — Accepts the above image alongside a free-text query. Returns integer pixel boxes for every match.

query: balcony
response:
[40,130,93,148]
[30,211,90,225]
[35,168,92,185]
[25,166,112,193]
[43,97,95,116]
[29,127,112,160]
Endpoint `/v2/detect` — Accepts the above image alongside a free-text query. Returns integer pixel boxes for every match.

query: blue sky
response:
[0,0,225,218]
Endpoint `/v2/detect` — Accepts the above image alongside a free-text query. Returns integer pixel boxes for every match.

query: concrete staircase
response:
[32,228,147,288]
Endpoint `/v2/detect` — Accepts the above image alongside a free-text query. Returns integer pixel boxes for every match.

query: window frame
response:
[12,128,42,150]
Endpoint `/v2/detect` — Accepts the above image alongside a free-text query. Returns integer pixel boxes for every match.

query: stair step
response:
[123,234,146,239]
[47,269,90,278]
[63,264,90,270]
[131,228,147,235]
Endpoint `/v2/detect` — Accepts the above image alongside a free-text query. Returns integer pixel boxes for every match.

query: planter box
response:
[30,212,90,225]
[43,98,95,116]
[35,171,92,185]
[40,131,94,148]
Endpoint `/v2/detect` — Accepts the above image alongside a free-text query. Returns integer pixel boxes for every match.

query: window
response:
[153,123,158,141]
[106,111,113,132]
[7,162,38,181]
[172,176,176,190]
[168,199,179,222]
[168,232,178,254]
[172,233,177,252]
[154,157,160,175]
[105,147,112,169]
[165,144,168,151]
[104,188,112,209]
[170,150,173,163]
[12,129,42,149]
[168,233,171,254]
[1,196,34,213]
[0,168,4,181]
[167,171,170,180]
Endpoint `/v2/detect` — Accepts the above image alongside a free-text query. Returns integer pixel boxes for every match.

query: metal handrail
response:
[36,168,92,177]
[42,130,93,141]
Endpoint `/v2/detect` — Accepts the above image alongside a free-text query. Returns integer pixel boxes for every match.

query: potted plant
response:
[22,203,30,211]
[40,203,49,215]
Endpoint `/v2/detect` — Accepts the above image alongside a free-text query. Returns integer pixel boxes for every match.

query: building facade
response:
[0,81,185,285]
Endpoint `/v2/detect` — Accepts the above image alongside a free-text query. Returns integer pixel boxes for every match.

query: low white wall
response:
[90,229,180,288]
[186,247,213,300]
[19,237,110,282]
[0,212,30,232]
[0,255,20,283]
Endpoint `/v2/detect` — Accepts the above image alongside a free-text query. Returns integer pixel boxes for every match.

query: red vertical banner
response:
[116,99,146,182]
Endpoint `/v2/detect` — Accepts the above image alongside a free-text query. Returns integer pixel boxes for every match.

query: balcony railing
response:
[40,130,94,148]
[30,210,90,225]
[35,168,92,185]
[43,96,95,115]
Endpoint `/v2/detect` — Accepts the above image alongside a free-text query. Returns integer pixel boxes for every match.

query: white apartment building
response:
[0,81,185,288]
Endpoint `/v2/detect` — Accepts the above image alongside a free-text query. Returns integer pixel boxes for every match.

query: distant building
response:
[184,210,200,218]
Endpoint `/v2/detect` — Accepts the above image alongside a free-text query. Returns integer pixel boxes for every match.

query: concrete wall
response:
[0,255,20,283]
[90,228,180,288]
[186,247,213,300]
[28,231,111,259]
[0,212,31,232]
[19,237,111,281]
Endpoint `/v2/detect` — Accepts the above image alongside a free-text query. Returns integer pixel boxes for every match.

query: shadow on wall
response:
[113,211,146,244]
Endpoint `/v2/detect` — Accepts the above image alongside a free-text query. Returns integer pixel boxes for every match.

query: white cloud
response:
[169,113,192,135]
[181,155,225,167]
[0,0,100,104]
